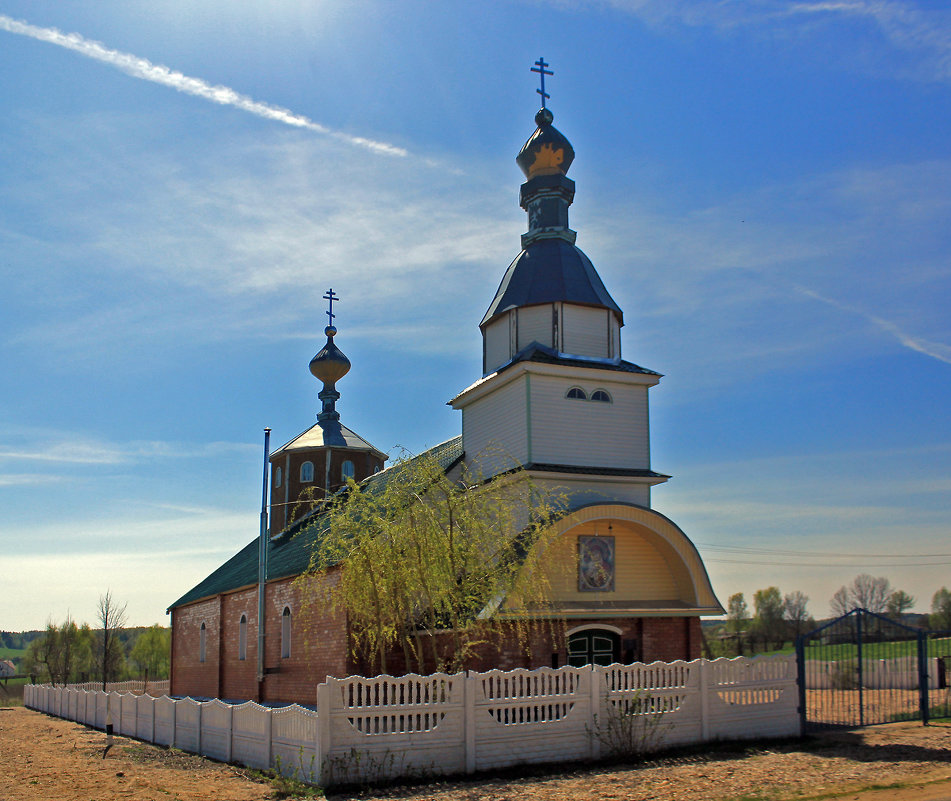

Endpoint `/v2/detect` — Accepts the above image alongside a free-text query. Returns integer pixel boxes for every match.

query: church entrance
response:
[567,629,620,666]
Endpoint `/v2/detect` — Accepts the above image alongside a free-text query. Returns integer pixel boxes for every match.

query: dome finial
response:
[309,288,351,424]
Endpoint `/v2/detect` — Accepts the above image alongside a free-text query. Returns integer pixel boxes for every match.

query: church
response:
[168,65,723,704]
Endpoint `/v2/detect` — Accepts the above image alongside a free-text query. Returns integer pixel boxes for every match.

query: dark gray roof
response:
[525,463,669,479]
[507,342,661,377]
[481,239,623,328]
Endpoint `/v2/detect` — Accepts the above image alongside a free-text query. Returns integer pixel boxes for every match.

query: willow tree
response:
[298,450,569,675]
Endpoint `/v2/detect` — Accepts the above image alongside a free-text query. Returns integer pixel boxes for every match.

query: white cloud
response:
[592,0,951,83]
[0,433,257,467]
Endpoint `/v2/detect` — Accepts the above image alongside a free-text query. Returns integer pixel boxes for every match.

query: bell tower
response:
[451,61,668,507]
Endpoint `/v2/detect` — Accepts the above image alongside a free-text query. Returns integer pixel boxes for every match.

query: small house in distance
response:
[168,82,723,705]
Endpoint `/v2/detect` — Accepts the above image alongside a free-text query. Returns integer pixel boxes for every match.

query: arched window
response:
[281,606,292,659]
[274,466,282,488]
[566,387,587,400]
[591,389,612,403]
[238,614,247,661]
[199,622,207,663]
[341,460,355,481]
[300,461,314,483]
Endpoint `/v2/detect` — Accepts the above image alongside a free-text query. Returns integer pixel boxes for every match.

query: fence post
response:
[225,703,234,764]
[918,631,929,725]
[464,671,476,773]
[264,706,273,771]
[589,666,601,761]
[315,681,332,786]
[699,658,710,741]
[795,636,807,735]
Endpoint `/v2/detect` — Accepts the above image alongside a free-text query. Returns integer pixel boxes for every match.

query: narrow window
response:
[566,387,587,400]
[238,614,247,661]
[341,460,355,481]
[591,389,612,403]
[281,607,292,659]
[274,466,282,488]
[199,622,207,663]
[300,461,314,483]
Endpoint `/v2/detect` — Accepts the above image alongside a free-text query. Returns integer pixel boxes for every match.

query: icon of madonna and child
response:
[578,535,615,592]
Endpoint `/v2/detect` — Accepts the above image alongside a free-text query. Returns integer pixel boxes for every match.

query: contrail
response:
[0,14,408,157]
[794,284,951,365]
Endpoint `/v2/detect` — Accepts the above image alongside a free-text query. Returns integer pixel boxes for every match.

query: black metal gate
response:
[796,609,951,731]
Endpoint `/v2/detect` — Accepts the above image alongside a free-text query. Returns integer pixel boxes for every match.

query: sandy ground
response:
[1,706,949,801]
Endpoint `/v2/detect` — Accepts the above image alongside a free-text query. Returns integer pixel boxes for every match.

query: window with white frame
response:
[300,461,314,483]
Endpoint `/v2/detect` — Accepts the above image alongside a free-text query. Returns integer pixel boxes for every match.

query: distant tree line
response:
[0,630,44,651]
[709,574,950,657]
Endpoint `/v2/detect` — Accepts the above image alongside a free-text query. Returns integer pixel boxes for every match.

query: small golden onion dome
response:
[516,108,575,179]
[309,326,351,387]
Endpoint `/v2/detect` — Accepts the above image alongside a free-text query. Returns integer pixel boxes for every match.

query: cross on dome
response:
[531,57,553,109]
[323,288,339,330]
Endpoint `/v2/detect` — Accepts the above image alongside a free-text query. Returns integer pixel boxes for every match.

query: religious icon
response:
[578,535,615,592]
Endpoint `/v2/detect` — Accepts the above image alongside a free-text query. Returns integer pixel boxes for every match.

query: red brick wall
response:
[171,570,350,704]
[269,448,384,535]
[173,584,704,703]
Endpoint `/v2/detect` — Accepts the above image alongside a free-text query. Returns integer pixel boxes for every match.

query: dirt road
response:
[1,706,949,801]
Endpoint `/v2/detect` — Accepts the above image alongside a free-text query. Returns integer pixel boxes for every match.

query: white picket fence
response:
[53,679,171,695]
[26,656,799,786]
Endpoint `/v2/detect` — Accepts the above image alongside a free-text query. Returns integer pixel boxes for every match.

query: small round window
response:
[566,387,587,400]
[591,389,612,403]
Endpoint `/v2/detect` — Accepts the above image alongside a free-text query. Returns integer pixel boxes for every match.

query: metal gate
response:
[796,609,951,731]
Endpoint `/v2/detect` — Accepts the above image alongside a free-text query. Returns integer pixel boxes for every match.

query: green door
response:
[567,630,620,666]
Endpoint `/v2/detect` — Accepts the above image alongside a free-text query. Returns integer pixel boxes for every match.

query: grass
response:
[750,637,951,662]
[0,645,26,664]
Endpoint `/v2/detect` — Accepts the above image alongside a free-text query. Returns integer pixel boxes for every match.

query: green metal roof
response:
[167,436,464,611]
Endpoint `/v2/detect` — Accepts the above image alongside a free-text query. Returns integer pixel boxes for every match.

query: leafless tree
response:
[829,574,891,617]
[97,590,128,689]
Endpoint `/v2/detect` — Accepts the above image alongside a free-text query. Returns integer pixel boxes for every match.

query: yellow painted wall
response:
[545,518,696,604]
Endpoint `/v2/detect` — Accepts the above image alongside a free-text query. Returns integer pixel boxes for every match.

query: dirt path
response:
[1,706,949,801]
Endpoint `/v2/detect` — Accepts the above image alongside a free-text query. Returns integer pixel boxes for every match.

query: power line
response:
[697,543,951,559]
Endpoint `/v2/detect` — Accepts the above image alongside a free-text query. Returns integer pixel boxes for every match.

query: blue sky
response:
[2,0,949,632]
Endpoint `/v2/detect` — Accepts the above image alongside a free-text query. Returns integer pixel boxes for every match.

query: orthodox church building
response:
[169,71,722,704]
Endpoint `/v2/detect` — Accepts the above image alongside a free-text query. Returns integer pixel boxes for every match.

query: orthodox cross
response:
[531,57,553,108]
[323,288,339,327]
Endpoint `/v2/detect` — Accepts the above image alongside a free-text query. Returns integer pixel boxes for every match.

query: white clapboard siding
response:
[483,315,512,374]
[535,475,653,507]
[529,375,649,469]
[561,305,613,359]
[517,304,554,352]
[462,375,529,470]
